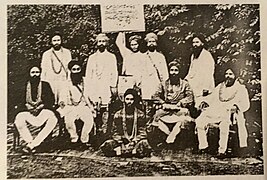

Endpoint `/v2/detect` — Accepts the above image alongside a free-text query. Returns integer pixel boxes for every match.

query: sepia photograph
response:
[5,0,265,179]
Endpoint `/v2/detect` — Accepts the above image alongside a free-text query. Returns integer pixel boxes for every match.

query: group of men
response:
[14,30,250,159]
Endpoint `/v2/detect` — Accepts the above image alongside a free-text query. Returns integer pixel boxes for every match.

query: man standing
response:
[41,31,72,106]
[115,32,145,88]
[100,89,151,157]
[195,65,250,158]
[142,32,169,99]
[151,61,194,144]
[57,61,95,144]
[185,34,215,106]
[85,33,118,105]
[14,64,57,153]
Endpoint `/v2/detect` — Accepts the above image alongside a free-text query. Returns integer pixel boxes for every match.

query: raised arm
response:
[115,32,132,59]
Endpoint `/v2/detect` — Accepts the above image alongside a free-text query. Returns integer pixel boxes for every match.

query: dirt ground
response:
[7,100,264,178]
[7,146,264,179]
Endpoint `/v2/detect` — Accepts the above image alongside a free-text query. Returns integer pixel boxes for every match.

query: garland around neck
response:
[122,106,138,141]
[70,81,84,106]
[26,81,42,107]
[219,82,238,102]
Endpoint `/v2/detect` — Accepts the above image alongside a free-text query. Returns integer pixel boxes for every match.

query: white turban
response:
[144,32,158,42]
[96,33,109,42]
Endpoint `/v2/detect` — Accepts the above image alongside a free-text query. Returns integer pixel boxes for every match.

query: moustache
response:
[31,75,40,79]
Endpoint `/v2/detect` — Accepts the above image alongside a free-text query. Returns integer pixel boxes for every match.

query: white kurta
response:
[141,51,168,99]
[115,32,145,88]
[185,49,215,105]
[41,47,72,104]
[196,80,250,153]
[58,79,94,143]
[85,50,118,105]
[122,51,146,86]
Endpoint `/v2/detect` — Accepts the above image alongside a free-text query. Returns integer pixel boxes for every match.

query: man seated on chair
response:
[195,63,250,158]
[100,89,152,157]
[57,60,95,145]
[151,61,194,144]
[14,64,57,153]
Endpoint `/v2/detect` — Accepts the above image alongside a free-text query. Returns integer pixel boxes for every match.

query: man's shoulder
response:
[62,47,71,53]
[42,48,52,55]
[90,50,115,57]
[105,50,116,58]
[235,80,248,90]
[154,51,165,58]
[201,48,213,57]
[114,109,123,119]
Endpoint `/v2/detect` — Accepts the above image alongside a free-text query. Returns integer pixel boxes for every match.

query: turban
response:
[50,30,62,41]
[168,60,181,69]
[68,60,82,70]
[192,33,206,44]
[223,61,241,77]
[96,33,109,42]
[129,35,142,44]
[144,32,158,42]
[124,88,138,99]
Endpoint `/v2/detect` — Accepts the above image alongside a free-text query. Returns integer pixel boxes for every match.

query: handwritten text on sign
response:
[101,4,145,32]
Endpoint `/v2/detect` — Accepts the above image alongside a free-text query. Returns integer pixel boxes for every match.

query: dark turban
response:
[192,33,206,45]
[223,61,241,77]
[68,60,82,70]
[168,60,181,70]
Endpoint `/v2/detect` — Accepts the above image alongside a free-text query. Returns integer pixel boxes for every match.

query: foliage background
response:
[7,4,262,153]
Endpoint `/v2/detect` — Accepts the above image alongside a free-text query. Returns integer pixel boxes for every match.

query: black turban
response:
[68,60,82,70]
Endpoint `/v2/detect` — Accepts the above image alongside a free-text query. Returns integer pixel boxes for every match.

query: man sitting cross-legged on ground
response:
[100,89,152,157]
[57,60,95,145]
[14,64,57,153]
[195,63,250,158]
[150,61,194,144]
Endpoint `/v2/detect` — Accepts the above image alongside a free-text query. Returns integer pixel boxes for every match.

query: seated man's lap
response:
[16,109,55,127]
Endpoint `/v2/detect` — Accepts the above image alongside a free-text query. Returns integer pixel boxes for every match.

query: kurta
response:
[115,32,145,87]
[85,50,118,105]
[185,49,215,104]
[152,78,194,124]
[100,108,151,156]
[41,47,72,104]
[122,51,146,87]
[58,78,95,143]
[141,51,168,99]
[14,81,57,149]
[196,80,250,153]
[112,108,147,143]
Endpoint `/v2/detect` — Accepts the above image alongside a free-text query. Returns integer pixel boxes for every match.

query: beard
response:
[30,76,40,86]
[53,44,61,51]
[71,73,83,85]
[98,45,106,52]
[225,77,236,87]
[125,103,135,114]
[192,46,203,58]
[147,45,156,52]
[169,74,180,85]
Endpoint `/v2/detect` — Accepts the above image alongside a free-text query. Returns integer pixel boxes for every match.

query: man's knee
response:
[14,112,28,128]
[43,110,58,127]
[195,116,207,129]
[80,110,94,123]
